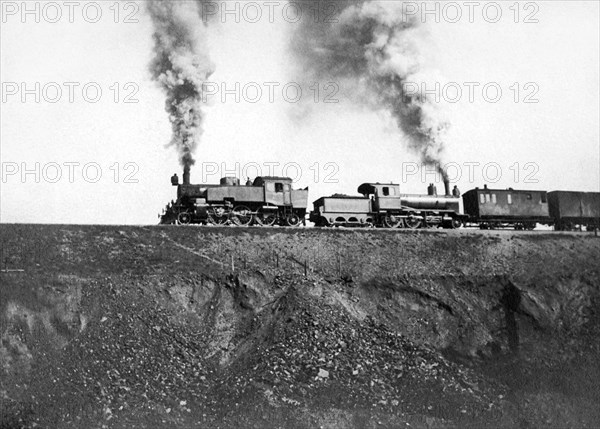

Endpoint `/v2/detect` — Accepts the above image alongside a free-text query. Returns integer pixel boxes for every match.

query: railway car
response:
[548,191,600,231]
[462,186,552,229]
[309,181,466,228]
[160,167,308,226]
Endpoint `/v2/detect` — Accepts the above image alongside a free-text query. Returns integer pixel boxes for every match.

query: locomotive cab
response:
[253,177,294,206]
[358,183,402,211]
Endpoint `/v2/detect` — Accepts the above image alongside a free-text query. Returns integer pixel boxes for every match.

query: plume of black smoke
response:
[147,0,214,168]
[291,1,449,178]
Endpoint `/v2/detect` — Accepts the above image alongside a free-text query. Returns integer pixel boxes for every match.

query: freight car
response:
[462,186,553,230]
[548,191,600,231]
[309,180,467,228]
[159,167,308,226]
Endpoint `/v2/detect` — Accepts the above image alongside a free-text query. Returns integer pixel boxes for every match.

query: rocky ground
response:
[1,224,599,428]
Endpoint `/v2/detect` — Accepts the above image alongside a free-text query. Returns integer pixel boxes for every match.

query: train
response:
[159,168,600,231]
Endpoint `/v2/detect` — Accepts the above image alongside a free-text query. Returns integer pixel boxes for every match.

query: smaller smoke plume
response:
[291,1,450,179]
[147,0,214,168]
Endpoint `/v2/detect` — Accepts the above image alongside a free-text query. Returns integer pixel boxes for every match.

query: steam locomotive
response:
[160,167,309,226]
[159,168,600,231]
[309,180,466,229]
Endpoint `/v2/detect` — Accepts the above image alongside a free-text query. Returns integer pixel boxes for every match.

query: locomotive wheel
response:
[230,206,253,226]
[404,216,422,229]
[255,208,277,226]
[177,212,192,225]
[208,207,228,225]
[383,214,402,228]
[451,219,463,229]
[285,213,301,227]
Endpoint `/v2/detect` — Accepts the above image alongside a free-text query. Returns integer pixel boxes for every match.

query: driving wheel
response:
[231,206,253,226]
[383,214,402,228]
[255,208,277,226]
[404,216,422,229]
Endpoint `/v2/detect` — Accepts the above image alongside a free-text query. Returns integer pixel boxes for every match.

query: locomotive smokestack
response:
[183,166,190,185]
[444,179,451,197]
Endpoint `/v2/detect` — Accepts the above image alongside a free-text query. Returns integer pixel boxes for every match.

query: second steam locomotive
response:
[310,180,466,229]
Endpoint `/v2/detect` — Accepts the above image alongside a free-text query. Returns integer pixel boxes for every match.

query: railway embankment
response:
[1,224,599,428]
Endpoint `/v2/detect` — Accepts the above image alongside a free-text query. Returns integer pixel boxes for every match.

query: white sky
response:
[1,0,599,224]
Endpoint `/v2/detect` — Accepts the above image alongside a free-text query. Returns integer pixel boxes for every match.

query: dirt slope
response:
[1,225,599,428]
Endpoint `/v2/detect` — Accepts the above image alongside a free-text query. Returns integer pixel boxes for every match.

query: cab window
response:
[479,194,486,204]
[507,194,512,204]
[491,194,497,204]
[382,187,390,196]
[485,194,491,203]
[275,183,284,193]
[541,193,547,203]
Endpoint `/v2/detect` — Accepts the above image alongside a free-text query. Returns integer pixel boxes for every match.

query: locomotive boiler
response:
[160,166,309,226]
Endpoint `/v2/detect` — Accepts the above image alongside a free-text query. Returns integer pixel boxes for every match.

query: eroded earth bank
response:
[1,225,599,428]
